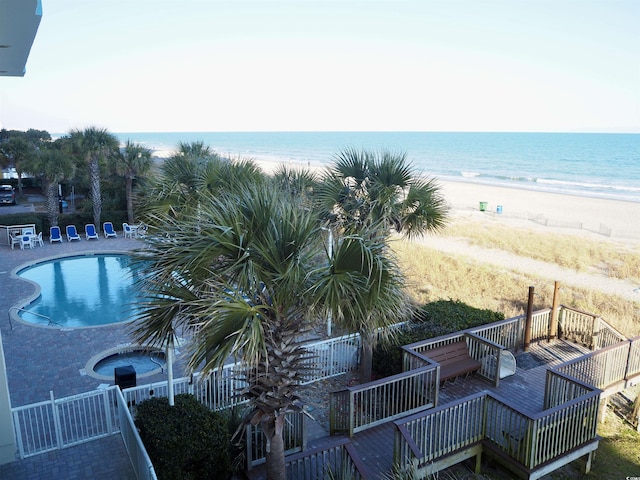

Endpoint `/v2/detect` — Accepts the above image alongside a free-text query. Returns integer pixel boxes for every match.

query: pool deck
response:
[0,236,190,479]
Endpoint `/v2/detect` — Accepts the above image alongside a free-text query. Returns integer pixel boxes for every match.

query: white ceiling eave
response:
[0,0,43,77]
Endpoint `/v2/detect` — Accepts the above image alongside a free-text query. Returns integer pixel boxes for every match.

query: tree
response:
[69,127,119,227]
[137,143,264,223]
[113,140,153,223]
[316,148,449,381]
[0,129,51,196]
[131,183,409,480]
[21,139,75,227]
[0,136,32,196]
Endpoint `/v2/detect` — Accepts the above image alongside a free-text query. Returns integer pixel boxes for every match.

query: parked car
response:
[0,185,16,205]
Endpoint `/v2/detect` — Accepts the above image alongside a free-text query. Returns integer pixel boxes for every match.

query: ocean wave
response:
[536,178,640,193]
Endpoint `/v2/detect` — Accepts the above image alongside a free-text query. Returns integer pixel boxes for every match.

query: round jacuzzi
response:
[85,345,166,381]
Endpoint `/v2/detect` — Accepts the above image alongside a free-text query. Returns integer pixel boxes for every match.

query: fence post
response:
[548,281,560,341]
[524,286,535,352]
[50,391,63,450]
[103,388,114,434]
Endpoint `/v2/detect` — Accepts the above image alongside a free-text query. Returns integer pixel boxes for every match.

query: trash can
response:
[479,202,488,212]
[496,205,503,214]
[114,365,136,389]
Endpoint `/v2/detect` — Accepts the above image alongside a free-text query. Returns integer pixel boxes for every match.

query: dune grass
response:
[393,238,640,337]
[440,219,640,282]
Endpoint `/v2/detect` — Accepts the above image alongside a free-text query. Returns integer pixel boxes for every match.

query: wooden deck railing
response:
[395,384,600,476]
[330,366,438,436]
[468,315,525,351]
[560,306,627,350]
[284,437,369,479]
[553,340,638,391]
[466,333,503,386]
[394,392,486,470]
[626,336,640,379]
[544,370,595,409]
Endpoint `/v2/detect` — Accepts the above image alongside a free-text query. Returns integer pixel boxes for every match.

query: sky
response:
[1,0,639,134]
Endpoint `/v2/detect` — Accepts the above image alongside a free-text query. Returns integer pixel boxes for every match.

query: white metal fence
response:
[9,331,363,465]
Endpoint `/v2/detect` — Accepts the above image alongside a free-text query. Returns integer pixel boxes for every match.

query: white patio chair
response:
[10,234,21,250]
[123,223,134,239]
[20,235,34,249]
[35,232,44,247]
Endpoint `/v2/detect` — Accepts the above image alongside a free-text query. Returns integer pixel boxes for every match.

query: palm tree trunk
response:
[263,414,286,480]
[360,332,375,382]
[45,182,59,227]
[89,156,102,227]
[126,175,134,223]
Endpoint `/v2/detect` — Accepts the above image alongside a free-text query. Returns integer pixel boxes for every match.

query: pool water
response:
[94,351,165,376]
[17,254,142,328]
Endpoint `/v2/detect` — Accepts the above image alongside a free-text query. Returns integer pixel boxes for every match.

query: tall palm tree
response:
[22,140,75,227]
[131,184,409,480]
[69,127,119,227]
[113,140,153,223]
[317,148,449,380]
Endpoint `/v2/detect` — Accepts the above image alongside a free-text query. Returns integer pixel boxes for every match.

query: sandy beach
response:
[436,179,640,242]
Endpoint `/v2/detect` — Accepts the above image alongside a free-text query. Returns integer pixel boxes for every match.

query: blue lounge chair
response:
[85,224,99,240]
[103,222,117,238]
[50,226,63,243]
[66,225,81,242]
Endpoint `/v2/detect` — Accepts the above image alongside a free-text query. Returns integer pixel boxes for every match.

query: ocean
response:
[113,132,640,203]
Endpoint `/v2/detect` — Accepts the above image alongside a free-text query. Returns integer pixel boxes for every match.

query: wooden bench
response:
[425,340,481,382]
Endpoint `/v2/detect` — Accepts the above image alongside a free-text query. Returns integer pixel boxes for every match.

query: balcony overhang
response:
[0,0,42,77]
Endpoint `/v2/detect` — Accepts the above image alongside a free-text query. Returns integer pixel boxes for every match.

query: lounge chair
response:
[85,224,99,240]
[66,225,81,242]
[50,226,63,243]
[122,222,134,239]
[103,222,117,238]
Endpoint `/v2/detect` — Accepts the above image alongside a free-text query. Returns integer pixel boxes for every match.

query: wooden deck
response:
[245,339,590,479]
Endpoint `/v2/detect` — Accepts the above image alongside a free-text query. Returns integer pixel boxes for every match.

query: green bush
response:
[135,394,231,480]
[372,300,504,378]
[0,212,46,234]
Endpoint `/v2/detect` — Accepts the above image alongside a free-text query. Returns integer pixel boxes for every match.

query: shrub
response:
[372,300,504,378]
[135,394,231,480]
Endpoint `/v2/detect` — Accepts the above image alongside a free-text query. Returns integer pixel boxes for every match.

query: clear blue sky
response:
[1,0,638,133]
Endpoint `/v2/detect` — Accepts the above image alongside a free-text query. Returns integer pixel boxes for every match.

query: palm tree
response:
[22,140,75,227]
[317,148,449,380]
[137,144,266,223]
[113,140,153,223]
[69,127,119,227]
[318,148,449,238]
[131,183,410,480]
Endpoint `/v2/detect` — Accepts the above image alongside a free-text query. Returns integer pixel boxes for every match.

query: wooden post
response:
[524,286,534,352]
[548,281,560,342]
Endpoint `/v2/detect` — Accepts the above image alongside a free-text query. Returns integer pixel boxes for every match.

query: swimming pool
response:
[17,254,142,328]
